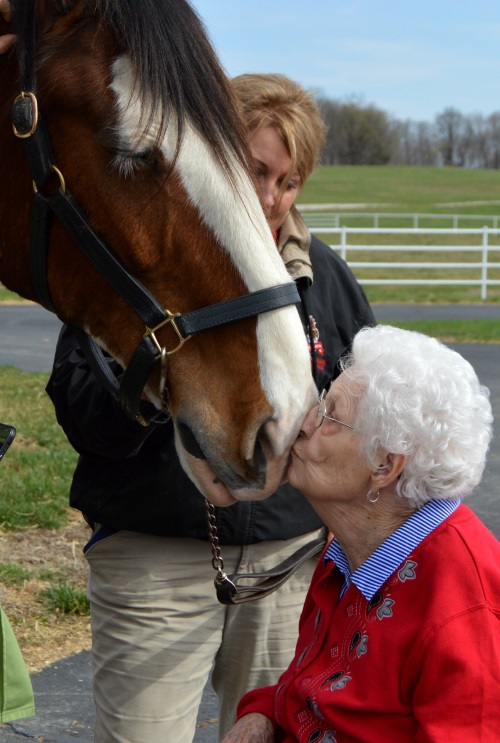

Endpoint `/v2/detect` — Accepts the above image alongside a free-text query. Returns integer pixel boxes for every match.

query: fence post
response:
[413,214,418,228]
[341,226,347,261]
[374,214,379,228]
[481,226,489,300]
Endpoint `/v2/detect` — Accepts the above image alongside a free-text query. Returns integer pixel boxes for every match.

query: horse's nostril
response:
[177,419,269,490]
[256,420,273,456]
[177,422,206,460]
[246,434,266,482]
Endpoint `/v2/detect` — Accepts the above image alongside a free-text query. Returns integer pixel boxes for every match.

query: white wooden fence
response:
[311,226,500,300]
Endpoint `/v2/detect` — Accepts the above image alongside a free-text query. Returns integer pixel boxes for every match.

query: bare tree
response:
[434,107,466,166]
[318,99,393,165]
[414,122,438,165]
[389,120,437,165]
[315,91,499,169]
[318,97,340,165]
[487,112,500,169]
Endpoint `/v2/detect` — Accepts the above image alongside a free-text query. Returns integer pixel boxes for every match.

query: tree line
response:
[318,98,500,168]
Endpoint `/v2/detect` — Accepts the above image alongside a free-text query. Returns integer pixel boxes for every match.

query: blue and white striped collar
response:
[324,498,460,601]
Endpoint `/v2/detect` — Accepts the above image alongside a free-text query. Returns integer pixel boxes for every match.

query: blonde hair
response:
[230,73,326,187]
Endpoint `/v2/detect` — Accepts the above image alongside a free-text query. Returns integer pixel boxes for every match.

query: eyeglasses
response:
[315,389,355,430]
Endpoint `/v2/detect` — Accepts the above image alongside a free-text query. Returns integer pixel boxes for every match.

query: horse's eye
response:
[111,148,156,178]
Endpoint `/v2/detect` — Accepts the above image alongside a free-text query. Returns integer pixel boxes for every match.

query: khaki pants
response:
[85,528,324,743]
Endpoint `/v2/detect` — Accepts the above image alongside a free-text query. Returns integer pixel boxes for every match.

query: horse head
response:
[0,0,317,505]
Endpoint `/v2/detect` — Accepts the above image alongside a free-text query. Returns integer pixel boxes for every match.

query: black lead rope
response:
[206,500,327,605]
[215,537,327,605]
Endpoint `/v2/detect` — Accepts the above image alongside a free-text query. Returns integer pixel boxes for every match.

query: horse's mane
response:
[12,0,253,180]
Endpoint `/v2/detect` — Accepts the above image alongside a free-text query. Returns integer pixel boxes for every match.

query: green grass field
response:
[0,367,77,531]
[299,165,500,215]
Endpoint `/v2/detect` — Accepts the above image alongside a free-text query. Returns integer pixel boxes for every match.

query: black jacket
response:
[46,236,375,544]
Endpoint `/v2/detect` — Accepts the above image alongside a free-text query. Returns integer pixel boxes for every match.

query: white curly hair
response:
[340,325,493,508]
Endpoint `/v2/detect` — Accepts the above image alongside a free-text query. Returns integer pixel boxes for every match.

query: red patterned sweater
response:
[238,504,500,742]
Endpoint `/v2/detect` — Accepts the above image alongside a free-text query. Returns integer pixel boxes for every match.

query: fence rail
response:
[300,211,500,230]
[312,226,500,300]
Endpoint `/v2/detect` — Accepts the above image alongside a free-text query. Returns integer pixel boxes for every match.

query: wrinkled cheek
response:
[292,443,339,493]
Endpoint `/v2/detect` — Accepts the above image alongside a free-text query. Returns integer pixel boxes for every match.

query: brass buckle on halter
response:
[145,310,191,358]
[12,91,39,138]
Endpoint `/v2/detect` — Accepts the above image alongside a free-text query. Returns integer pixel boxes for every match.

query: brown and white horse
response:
[0,0,316,506]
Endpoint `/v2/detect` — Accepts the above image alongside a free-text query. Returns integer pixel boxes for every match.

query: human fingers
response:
[0,0,13,22]
[0,0,16,54]
[219,713,275,743]
[0,33,16,53]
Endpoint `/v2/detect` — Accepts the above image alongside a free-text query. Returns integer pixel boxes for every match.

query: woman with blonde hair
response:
[231,73,327,285]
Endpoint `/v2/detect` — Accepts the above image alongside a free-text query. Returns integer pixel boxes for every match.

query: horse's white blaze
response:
[111,58,315,482]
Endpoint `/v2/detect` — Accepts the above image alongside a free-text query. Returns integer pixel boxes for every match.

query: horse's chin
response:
[179,450,287,507]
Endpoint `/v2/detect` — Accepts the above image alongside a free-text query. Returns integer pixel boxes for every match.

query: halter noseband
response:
[11,89,300,424]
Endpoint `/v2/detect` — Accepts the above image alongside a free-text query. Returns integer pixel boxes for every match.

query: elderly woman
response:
[222,324,499,743]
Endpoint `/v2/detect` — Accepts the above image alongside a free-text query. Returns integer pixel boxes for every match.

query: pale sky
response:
[193,0,500,123]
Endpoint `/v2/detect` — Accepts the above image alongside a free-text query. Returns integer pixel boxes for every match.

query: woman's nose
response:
[299,405,317,439]
[262,181,277,208]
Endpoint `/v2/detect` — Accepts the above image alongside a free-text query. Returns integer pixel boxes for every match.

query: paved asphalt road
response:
[0,303,498,743]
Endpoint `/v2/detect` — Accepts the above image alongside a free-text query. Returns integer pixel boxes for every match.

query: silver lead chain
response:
[204,498,229,584]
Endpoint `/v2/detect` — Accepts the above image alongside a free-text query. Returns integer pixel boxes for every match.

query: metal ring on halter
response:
[145,310,191,358]
[32,163,66,194]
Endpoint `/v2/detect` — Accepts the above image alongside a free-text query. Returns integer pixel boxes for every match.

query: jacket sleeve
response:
[236,685,279,730]
[46,325,168,459]
[413,605,500,741]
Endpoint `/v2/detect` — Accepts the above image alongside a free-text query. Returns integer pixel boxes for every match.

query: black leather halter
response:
[11,90,300,423]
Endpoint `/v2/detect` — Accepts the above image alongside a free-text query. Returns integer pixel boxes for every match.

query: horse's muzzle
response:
[176,419,269,492]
